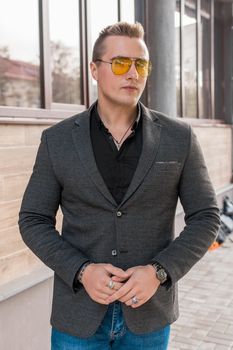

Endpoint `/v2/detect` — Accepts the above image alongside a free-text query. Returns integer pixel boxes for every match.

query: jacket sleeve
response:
[150,126,220,287]
[18,130,89,292]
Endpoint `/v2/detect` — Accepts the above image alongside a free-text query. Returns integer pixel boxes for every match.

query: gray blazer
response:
[19,102,220,338]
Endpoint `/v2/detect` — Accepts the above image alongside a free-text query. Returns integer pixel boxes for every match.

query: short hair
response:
[92,22,145,62]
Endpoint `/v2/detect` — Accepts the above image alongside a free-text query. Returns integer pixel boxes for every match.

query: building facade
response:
[0,1,232,348]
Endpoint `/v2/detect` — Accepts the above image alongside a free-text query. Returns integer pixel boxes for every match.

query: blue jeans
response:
[51,301,170,350]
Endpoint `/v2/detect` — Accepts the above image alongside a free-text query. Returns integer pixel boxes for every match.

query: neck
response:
[97,101,138,128]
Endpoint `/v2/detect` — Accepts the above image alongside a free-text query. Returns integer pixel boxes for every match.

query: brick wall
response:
[194,126,232,189]
[0,123,49,285]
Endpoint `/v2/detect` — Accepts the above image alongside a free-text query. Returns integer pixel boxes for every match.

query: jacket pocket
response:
[155,161,181,172]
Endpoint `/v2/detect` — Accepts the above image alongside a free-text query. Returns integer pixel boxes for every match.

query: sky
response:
[0,0,39,63]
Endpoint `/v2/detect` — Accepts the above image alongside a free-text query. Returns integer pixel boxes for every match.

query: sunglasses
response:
[95,56,152,77]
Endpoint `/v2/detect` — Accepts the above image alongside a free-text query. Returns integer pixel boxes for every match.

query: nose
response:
[126,61,139,79]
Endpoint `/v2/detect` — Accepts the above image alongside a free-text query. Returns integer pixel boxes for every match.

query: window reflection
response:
[88,0,118,103]
[175,0,181,117]
[200,0,211,118]
[120,0,135,23]
[0,0,40,108]
[184,0,197,118]
[49,0,81,105]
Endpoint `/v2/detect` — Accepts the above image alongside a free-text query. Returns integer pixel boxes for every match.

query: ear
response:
[90,61,98,81]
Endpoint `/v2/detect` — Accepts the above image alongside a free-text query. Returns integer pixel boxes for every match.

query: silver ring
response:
[132,296,138,305]
[108,279,115,290]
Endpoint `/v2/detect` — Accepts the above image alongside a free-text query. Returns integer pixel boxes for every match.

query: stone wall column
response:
[135,0,176,117]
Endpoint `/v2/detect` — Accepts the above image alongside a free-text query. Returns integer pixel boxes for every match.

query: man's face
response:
[90,36,150,108]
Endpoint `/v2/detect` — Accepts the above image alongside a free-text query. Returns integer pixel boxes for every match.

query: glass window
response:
[49,0,81,105]
[175,0,181,117]
[183,0,197,118]
[0,0,40,108]
[214,0,233,120]
[88,0,118,103]
[199,0,211,118]
[120,0,135,23]
[214,0,224,119]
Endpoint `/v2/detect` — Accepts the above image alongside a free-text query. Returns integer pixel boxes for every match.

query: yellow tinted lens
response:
[112,58,132,75]
[135,59,152,77]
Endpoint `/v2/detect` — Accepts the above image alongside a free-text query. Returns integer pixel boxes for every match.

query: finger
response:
[125,267,137,275]
[126,298,143,308]
[111,275,129,283]
[128,291,153,308]
[94,286,131,305]
[98,280,125,296]
[94,296,111,305]
[93,289,118,303]
[107,279,134,303]
[111,282,125,291]
[124,294,144,308]
[118,289,140,303]
[104,264,129,279]
[88,290,112,304]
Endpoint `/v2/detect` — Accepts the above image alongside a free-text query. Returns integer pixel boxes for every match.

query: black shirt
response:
[74,103,170,290]
[90,103,142,205]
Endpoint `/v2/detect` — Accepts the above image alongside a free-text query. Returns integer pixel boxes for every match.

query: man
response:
[19,22,220,349]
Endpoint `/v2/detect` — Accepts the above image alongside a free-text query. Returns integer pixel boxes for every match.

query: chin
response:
[122,97,140,107]
[103,93,141,108]
[118,94,141,106]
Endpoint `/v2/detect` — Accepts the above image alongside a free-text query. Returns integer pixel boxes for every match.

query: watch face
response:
[157,269,167,283]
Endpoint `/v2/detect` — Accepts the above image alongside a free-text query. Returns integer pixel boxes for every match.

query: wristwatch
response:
[152,262,168,285]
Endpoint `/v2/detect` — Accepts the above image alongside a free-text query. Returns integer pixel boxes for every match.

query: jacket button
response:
[116,211,122,217]
[112,250,117,256]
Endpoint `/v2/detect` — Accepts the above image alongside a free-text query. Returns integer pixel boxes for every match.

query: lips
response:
[122,86,138,90]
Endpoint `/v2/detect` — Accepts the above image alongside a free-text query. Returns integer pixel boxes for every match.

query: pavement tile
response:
[169,342,193,349]
[210,323,229,334]
[169,239,233,349]
[198,342,216,350]
[172,336,201,346]
[225,325,233,335]
[191,328,210,340]
[203,336,233,346]
[207,332,233,342]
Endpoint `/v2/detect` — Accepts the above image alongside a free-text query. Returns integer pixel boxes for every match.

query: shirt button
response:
[116,211,122,217]
[112,250,117,256]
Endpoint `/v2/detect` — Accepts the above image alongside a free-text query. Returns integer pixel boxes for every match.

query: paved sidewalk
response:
[169,237,233,350]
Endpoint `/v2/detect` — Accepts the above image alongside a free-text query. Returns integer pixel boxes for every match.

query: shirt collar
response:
[94,102,141,132]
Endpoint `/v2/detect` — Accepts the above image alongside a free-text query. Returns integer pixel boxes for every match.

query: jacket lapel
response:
[72,106,117,206]
[71,103,162,208]
[120,103,162,206]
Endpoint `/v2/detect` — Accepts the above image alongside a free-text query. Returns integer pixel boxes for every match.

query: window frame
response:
[177,0,216,119]
[0,0,88,119]
[0,0,137,119]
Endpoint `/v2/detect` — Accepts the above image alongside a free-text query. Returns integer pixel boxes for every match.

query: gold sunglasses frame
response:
[95,56,152,77]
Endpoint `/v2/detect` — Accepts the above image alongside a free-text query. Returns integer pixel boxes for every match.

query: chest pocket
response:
[155,161,181,173]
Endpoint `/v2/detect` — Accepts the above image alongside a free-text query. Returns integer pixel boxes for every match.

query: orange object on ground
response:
[208,241,221,251]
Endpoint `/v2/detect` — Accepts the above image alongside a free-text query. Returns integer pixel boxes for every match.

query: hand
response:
[81,263,129,305]
[107,265,160,308]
